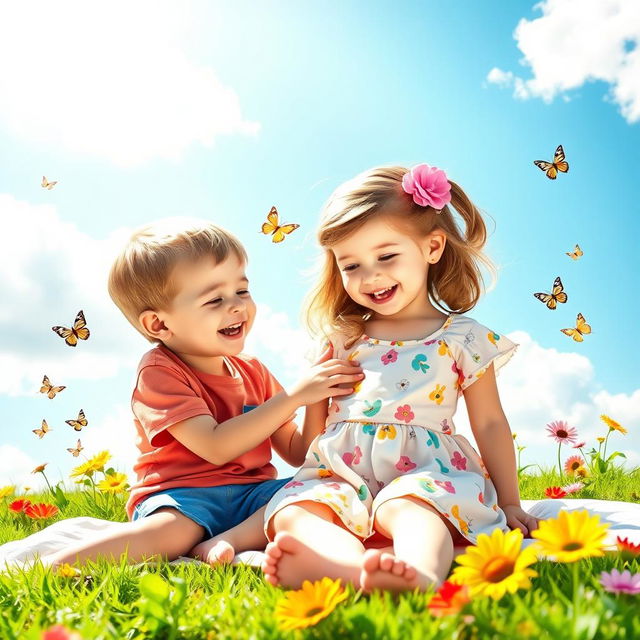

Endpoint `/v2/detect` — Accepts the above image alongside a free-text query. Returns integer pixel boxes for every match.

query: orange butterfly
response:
[260,206,300,243]
[52,310,90,347]
[67,439,84,457]
[534,145,569,180]
[561,313,591,342]
[41,176,58,190]
[566,244,583,260]
[66,409,88,432]
[33,419,52,439]
[533,276,568,310]
[39,374,66,399]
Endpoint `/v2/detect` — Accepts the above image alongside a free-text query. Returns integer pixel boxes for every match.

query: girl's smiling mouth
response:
[367,285,397,304]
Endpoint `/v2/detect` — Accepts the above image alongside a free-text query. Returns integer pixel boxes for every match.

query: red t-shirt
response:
[125,344,295,520]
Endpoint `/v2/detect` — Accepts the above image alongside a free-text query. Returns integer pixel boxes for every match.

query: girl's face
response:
[332,215,434,320]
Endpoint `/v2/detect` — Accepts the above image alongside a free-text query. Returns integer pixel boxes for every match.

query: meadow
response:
[0,419,638,640]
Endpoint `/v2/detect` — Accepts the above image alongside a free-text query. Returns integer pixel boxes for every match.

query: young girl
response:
[261,163,541,593]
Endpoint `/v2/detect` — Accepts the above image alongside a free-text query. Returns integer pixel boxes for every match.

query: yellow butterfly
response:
[260,206,300,243]
[534,145,569,180]
[67,439,84,457]
[52,310,90,347]
[533,276,568,310]
[561,313,592,342]
[39,374,66,399]
[566,244,583,260]
[66,409,88,432]
[33,419,52,439]
[41,176,58,190]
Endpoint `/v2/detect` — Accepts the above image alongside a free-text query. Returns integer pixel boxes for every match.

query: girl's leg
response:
[262,500,366,589]
[362,496,459,593]
[43,508,205,569]
[188,506,268,566]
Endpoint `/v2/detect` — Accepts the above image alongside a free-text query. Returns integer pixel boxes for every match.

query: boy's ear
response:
[139,309,172,341]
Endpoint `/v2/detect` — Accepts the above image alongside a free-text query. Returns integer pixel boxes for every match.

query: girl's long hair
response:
[303,165,497,346]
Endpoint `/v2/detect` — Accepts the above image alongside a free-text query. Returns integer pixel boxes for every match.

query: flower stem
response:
[557,442,563,479]
[603,429,611,461]
[571,561,579,640]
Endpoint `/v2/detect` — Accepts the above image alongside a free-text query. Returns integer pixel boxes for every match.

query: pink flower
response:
[561,482,585,494]
[435,480,456,494]
[572,441,586,449]
[395,456,417,473]
[599,569,640,595]
[450,451,467,471]
[394,404,415,424]
[42,626,83,640]
[546,420,579,445]
[401,164,452,209]
[381,349,398,365]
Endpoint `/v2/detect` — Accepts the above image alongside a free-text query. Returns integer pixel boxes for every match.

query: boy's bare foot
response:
[188,538,235,567]
[261,531,361,590]
[360,549,428,594]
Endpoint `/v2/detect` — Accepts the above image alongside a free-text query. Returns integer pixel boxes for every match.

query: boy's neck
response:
[161,345,235,377]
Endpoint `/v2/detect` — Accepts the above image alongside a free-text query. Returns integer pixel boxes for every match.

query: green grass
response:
[1,466,639,639]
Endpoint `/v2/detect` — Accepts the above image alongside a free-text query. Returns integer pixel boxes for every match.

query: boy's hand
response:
[287,354,363,406]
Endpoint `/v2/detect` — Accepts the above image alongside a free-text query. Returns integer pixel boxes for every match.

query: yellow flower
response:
[97,472,128,494]
[512,433,517,440]
[530,509,609,563]
[275,577,348,630]
[448,528,538,600]
[575,466,589,478]
[70,459,95,478]
[56,563,80,578]
[600,414,627,435]
[596,437,605,443]
[0,486,15,499]
[87,450,112,472]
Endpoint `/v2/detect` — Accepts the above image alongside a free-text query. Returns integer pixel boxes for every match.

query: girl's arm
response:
[273,399,328,467]
[462,362,520,507]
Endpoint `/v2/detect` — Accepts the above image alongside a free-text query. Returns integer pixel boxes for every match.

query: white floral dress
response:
[264,313,519,545]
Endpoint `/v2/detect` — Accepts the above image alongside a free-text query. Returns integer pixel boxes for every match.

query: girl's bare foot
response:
[261,531,361,589]
[360,549,432,594]
[188,538,235,567]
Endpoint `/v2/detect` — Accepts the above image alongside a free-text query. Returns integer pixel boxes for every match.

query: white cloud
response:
[487,0,640,123]
[0,193,148,396]
[0,1,259,167]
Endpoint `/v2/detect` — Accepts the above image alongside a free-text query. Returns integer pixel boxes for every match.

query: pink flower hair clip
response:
[402,163,452,211]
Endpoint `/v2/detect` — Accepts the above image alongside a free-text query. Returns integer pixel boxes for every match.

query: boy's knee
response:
[135,508,205,554]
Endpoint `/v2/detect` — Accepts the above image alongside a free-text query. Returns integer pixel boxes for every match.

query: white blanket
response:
[1,499,638,571]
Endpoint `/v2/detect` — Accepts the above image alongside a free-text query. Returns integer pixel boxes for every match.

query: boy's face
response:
[157,253,256,364]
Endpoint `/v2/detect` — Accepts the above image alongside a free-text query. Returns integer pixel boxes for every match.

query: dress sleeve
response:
[445,316,519,392]
[132,365,211,447]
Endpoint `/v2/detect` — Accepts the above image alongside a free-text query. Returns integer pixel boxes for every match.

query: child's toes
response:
[379,552,396,572]
[391,559,406,576]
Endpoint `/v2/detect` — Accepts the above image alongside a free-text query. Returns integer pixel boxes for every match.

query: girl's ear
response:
[422,230,447,263]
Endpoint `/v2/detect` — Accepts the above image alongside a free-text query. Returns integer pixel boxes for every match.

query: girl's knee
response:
[272,500,336,531]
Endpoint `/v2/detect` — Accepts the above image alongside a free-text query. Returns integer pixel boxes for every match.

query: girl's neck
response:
[365,307,450,342]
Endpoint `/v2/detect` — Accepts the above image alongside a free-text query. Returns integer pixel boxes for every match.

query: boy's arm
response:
[166,390,300,466]
[270,399,328,467]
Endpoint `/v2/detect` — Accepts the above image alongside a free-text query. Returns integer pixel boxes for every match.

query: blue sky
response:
[0,0,638,492]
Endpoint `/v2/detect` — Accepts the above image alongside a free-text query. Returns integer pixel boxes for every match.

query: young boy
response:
[45,218,363,569]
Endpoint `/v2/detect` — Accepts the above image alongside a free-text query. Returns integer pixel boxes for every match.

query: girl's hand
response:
[287,353,364,406]
[502,504,542,538]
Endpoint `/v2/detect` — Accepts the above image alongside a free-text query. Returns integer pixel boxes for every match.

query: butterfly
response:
[566,244,583,260]
[67,439,84,457]
[260,206,300,243]
[533,276,568,310]
[39,374,66,399]
[52,310,90,346]
[33,419,52,439]
[41,176,58,190]
[561,313,592,342]
[66,409,88,432]
[534,145,569,180]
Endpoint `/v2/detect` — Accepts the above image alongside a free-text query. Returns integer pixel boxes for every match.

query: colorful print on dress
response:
[381,349,398,365]
[487,331,500,347]
[377,424,397,440]
[362,423,377,435]
[363,399,382,417]
[429,384,446,405]
[396,455,417,472]
[451,451,467,470]
[426,430,440,448]
[394,404,415,423]
[411,353,430,373]
[342,446,362,466]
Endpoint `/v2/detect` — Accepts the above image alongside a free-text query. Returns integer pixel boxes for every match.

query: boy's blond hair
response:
[108,217,247,343]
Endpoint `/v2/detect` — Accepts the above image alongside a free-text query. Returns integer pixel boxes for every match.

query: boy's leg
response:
[43,508,205,569]
[188,505,268,565]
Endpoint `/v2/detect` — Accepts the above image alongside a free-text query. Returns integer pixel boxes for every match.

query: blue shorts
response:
[131,477,292,540]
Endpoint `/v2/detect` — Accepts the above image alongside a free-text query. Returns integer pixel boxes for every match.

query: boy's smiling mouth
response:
[218,321,245,339]
[367,285,397,304]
